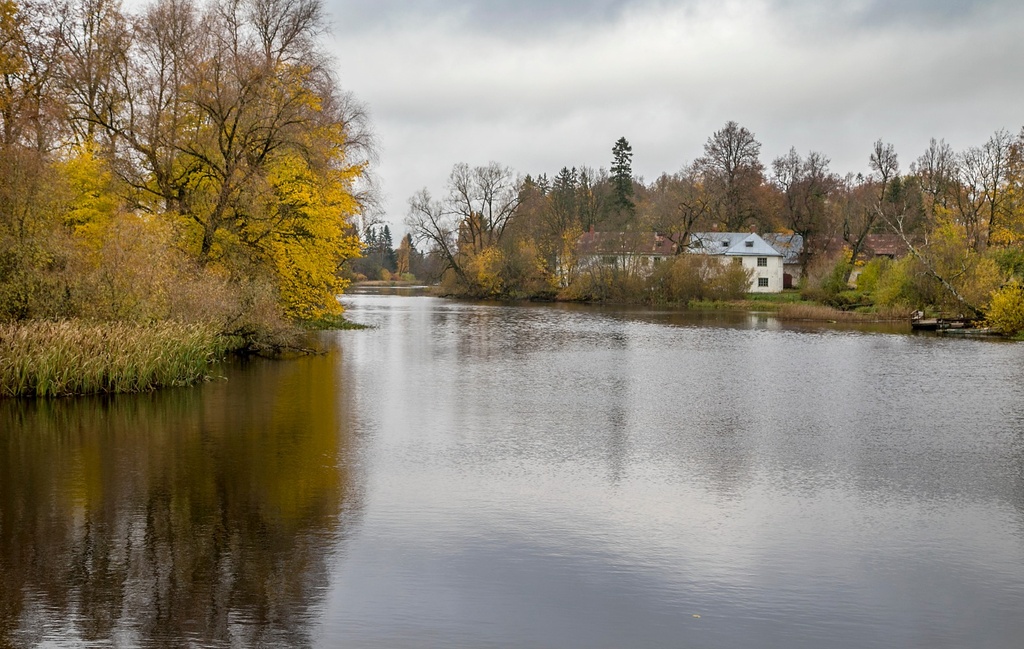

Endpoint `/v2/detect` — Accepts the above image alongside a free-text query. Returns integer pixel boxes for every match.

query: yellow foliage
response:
[471,246,504,296]
[57,144,122,249]
[0,0,24,81]
[965,256,1003,306]
[396,236,411,276]
[986,282,1024,335]
[259,151,362,320]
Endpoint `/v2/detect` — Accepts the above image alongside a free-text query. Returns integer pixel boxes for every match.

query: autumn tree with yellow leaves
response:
[0,0,372,331]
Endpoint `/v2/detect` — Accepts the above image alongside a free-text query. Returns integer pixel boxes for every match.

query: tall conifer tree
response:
[610,137,635,220]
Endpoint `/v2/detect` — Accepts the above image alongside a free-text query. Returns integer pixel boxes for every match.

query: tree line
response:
[0,0,371,340]
[405,122,1024,331]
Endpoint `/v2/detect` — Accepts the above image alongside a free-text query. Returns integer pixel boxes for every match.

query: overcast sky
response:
[317,0,1024,230]
[116,0,1021,230]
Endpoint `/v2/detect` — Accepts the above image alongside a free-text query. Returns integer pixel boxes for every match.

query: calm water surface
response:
[2,293,1024,648]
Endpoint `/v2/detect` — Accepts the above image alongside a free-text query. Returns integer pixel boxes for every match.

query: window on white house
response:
[745,240,754,247]
[732,257,743,265]
[757,257,767,267]
[758,277,769,288]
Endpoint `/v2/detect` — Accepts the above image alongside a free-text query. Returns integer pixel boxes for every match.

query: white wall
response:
[738,255,784,293]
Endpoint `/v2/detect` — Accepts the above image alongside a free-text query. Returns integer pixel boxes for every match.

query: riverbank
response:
[0,311,376,398]
[424,284,917,324]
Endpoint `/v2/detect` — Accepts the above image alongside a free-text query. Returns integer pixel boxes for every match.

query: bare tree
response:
[912,138,956,219]
[405,161,521,287]
[696,120,764,231]
[772,147,839,278]
[842,139,898,277]
[57,0,128,145]
[978,129,1013,248]
[640,164,711,253]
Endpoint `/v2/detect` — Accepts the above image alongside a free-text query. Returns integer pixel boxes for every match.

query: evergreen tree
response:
[363,226,378,250]
[536,173,551,195]
[610,137,635,219]
[380,225,397,271]
[549,167,580,233]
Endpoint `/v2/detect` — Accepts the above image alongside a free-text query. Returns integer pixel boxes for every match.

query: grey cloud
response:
[322,0,1024,228]
[329,0,657,35]
[330,0,1015,34]
[762,0,1022,38]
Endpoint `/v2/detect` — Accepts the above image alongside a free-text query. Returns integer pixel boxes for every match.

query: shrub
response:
[497,239,554,298]
[857,257,890,294]
[707,259,753,300]
[822,260,853,296]
[873,255,920,308]
[991,247,1024,280]
[986,282,1024,336]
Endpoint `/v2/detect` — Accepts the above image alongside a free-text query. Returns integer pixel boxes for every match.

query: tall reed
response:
[776,303,913,322]
[0,320,226,398]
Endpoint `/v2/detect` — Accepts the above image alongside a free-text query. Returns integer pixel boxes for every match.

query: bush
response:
[822,260,853,296]
[873,255,921,309]
[986,282,1024,336]
[857,257,891,294]
[990,247,1024,280]
[707,259,754,300]
[497,240,555,299]
[564,255,752,305]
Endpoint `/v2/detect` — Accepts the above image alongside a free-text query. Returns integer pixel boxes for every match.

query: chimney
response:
[589,224,595,234]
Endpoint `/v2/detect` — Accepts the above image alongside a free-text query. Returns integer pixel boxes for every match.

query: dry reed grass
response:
[777,303,914,323]
[0,320,225,398]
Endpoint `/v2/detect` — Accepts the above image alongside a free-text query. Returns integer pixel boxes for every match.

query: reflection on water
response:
[0,350,358,648]
[3,295,1024,648]
[326,295,1024,649]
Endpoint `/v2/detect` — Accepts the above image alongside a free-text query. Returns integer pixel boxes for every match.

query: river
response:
[2,293,1024,648]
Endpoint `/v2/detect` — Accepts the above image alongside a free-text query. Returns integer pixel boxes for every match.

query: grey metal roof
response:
[760,233,804,265]
[689,232,783,257]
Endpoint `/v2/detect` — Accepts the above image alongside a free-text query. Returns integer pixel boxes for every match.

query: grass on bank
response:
[0,320,229,398]
[774,303,913,322]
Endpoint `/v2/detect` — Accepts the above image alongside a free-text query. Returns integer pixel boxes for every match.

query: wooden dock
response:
[911,312,992,335]
[911,317,970,331]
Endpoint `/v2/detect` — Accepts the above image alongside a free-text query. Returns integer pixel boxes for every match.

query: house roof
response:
[689,232,783,257]
[863,233,909,258]
[577,231,677,256]
[760,233,804,265]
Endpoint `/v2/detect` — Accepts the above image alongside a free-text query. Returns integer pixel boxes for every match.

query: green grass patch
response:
[688,291,810,312]
[744,290,806,305]
[686,299,750,311]
[0,320,229,398]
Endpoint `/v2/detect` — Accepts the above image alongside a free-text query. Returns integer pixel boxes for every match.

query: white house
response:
[688,232,785,293]
[760,233,804,288]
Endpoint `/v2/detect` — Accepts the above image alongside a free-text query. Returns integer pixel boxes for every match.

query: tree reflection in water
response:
[0,350,357,647]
